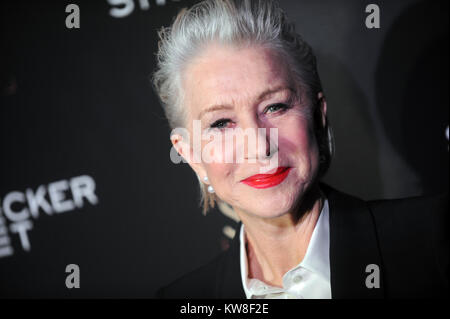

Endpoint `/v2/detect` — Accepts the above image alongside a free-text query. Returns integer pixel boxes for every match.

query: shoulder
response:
[322,183,448,297]
[155,252,227,299]
[368,191,448,215]
[155,227,245,299]
[367,192,448,237]
[366,191,448,263]
[367,192,449,297]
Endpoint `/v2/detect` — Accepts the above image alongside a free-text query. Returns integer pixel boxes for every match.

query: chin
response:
[238,184,303,219]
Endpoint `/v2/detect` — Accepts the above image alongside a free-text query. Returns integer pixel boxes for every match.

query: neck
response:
[237,185,324,287]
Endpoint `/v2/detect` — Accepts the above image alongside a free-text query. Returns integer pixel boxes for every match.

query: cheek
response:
[199,133,237,192]
[277,116,319,162]
[203,162,233,184]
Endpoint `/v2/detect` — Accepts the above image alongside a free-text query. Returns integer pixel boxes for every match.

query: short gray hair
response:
[152,0,332,214]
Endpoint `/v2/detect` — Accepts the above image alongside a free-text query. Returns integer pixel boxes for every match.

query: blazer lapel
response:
[322,184,385,298]
[215,223,247,299]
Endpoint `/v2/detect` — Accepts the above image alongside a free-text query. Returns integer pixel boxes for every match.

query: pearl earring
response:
[203,175,214,193]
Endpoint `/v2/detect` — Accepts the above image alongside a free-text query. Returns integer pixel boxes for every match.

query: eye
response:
[210,118,232,129]
[264,103,290,114]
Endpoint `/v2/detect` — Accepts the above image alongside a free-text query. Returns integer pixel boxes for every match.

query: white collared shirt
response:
[239,199,331,299]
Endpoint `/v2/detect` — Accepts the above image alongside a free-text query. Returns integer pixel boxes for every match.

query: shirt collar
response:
[239,198,330,297]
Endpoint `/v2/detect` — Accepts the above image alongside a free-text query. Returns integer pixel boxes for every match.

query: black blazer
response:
[157,184,449,299]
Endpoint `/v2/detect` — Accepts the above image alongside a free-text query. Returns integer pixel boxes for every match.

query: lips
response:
[241,167,291,189]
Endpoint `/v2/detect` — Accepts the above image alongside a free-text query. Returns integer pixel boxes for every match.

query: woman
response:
[152,0,448,299]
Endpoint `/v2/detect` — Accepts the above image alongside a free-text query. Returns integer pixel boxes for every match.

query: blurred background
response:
[0,0,448,298]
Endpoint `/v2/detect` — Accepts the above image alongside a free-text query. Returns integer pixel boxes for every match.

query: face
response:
[172,43,326,219]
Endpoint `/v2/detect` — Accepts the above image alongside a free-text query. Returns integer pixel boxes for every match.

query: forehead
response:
[182,44,293,115]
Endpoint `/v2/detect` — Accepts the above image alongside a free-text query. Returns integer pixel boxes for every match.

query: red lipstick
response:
[241,167,291,189]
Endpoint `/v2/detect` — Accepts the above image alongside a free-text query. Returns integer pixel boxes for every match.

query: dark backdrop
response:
[0,0,448,298]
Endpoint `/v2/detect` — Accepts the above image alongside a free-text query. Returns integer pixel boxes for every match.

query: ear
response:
[317,92,328,128]
[170,133,209,183]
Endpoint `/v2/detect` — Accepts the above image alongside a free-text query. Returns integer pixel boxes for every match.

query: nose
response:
[239,116,276,161]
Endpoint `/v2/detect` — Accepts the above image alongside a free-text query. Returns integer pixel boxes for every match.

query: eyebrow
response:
[198,86,294,119]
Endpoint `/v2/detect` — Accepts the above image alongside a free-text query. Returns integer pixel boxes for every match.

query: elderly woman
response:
[152,0,448,299]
